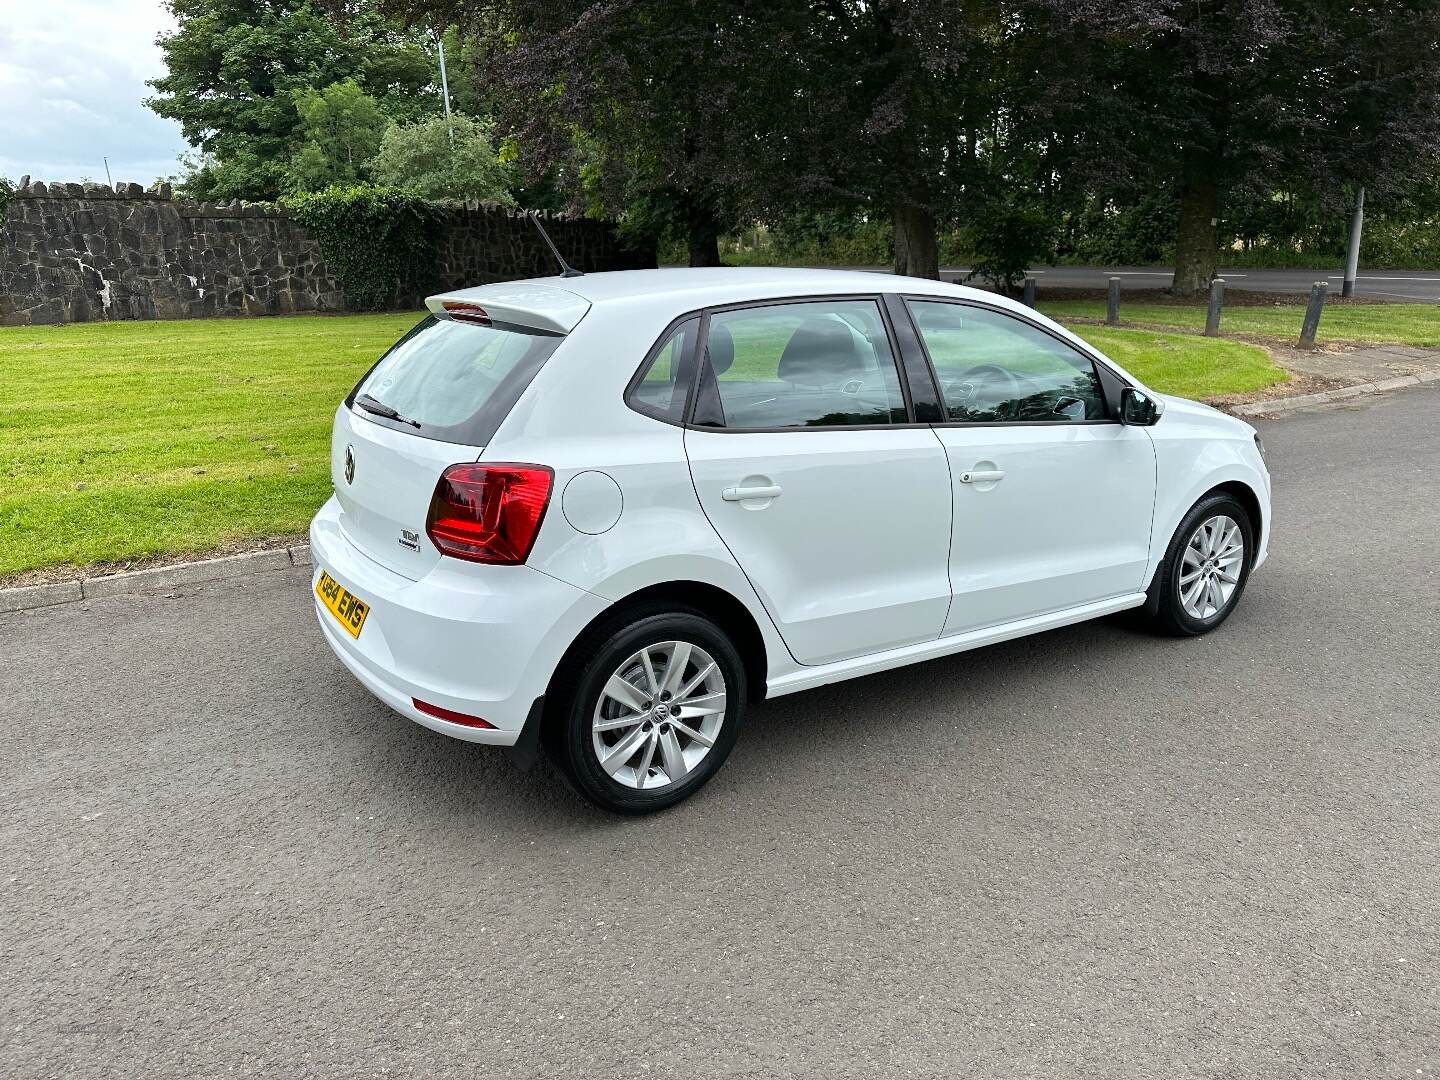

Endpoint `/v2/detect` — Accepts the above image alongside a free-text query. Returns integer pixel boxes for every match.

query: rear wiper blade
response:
[354,393,420,428]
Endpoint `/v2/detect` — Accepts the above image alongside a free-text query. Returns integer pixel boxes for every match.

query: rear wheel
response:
[1145,493,1255,636]
[547,607,747,814]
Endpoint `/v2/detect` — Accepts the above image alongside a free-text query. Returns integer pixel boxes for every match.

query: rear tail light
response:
[426,462,553,564]
[412,698,496,729]
[441,301,492,326]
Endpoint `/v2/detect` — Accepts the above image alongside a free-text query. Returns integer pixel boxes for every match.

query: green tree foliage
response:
[1032,0,1440,294]
[282,185,442,309]
[370,113,514,203]
[288,79,390,191]
[147,0,437,201]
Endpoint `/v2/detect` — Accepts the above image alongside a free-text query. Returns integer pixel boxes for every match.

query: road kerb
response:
[1231,368,1440,416]
[0,581,84,614]
[1,544,314,613]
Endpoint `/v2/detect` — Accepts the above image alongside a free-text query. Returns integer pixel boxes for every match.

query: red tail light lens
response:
[426,463,553,564]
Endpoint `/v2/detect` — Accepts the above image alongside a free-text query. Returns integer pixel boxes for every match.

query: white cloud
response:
[0,0,187,185]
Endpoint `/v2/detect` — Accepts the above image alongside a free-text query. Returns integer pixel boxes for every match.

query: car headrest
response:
[777,317,863,387]
[706,323,734,376]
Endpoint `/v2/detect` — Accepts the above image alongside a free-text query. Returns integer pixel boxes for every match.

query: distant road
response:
[938,265,1440,302]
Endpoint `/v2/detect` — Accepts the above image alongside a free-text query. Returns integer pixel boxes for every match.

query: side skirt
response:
[764,593,1148,699]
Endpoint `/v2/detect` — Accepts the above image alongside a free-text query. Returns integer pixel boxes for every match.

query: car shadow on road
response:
[328,611,1184,832]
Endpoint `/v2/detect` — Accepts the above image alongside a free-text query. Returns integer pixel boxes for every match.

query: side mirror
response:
[1121,386,1164,426]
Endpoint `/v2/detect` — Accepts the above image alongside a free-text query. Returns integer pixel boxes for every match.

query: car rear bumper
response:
[308,496,609,745]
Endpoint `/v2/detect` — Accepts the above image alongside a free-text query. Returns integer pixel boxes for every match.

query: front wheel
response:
[1144,493,1255,636]
[546,607,747,814]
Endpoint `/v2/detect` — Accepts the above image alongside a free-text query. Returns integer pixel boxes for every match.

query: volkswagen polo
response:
[310,268,1270,813]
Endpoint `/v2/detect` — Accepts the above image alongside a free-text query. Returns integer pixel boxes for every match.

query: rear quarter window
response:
[349,315,564,445]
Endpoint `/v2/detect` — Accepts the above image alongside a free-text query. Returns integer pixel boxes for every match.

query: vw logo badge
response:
[344,445,356,485]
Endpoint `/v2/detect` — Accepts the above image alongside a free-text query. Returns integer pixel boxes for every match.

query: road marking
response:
[1364,290,1440,301]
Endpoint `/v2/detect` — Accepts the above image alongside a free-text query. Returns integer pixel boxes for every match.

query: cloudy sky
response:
[0,0,187,185]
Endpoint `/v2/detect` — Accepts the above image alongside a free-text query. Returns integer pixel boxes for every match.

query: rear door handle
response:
[959,469,1005,484]
[722,484,783,502]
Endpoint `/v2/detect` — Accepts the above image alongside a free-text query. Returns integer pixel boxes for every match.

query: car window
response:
[352,315,565,444]
[697,300,906,429]
[628,317,699,423]
[908,301,1106,423]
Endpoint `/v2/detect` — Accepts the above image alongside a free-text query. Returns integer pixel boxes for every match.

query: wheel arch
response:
[1209,479,1263,543]
[544,579,772,711]
[1143,477,1265,614]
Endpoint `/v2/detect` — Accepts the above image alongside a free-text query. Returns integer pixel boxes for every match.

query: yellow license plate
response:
[316,570,369,639]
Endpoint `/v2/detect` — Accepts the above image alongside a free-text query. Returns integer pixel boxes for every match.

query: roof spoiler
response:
[426,282,591,335]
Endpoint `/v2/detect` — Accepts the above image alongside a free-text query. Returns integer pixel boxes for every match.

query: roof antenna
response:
[527,211,584,278]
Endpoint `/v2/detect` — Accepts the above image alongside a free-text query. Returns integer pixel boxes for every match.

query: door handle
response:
[959,469,1005,484]
[722,483,783,502]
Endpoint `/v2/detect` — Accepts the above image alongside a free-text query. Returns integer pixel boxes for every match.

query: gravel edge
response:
[1230,368,1440,417]
[0,544,313,614]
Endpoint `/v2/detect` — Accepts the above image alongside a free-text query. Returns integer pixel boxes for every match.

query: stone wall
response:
[0,180,653,326]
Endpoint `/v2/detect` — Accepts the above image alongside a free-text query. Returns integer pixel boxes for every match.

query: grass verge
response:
[1038,298,1440,347]
[1,312,1283,580]
[1,313,419,579]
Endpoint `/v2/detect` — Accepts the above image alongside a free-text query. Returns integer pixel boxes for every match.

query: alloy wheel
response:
[591,641,728,790]
[1179,514,1245,620]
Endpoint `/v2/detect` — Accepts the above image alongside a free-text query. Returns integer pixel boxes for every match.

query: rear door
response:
[683,297,953,666]
[904,298,1157,635]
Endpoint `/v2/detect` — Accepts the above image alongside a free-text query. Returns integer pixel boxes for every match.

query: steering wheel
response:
[944,364,1023,412]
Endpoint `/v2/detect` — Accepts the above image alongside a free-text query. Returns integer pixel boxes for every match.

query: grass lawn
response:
[1,313,420,579]
[1038,298,1440,347]
[0,312,1284,580]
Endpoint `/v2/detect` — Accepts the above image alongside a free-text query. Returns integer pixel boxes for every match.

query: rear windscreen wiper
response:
[354,393,421,428]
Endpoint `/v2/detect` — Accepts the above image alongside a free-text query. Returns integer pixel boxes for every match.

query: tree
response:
[382,1,1011,275]
[288,79,389,190]
[1033,0,1440,295]
[403,1,775,265]
[147,0,437,201]
[370,113,514,203]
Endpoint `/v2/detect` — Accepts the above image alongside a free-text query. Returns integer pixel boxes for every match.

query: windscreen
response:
[349,315,565,445]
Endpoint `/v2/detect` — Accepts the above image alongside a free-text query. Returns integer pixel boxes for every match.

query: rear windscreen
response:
[348,315,565,445]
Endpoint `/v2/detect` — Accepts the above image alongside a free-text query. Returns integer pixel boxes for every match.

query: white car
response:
[310,268,1270,813]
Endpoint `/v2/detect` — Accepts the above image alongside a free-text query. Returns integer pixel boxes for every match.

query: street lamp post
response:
[437,35,455,150]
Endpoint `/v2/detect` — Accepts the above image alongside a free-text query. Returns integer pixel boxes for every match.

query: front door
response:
[684,297,953,666]
[905,298,1157,635]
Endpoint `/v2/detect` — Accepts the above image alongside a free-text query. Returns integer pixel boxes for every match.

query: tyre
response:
[1144,493,1255,637]
[546,605,747,814]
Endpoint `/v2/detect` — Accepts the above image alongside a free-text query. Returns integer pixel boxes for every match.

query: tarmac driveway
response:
[3,388,1438,1079]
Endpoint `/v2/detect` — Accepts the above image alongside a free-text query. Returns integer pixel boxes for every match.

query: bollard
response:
[1022,277,1036,308]
[1106,277,1121,325]
[1204,278,1225,336]
[1298,281,1329,348]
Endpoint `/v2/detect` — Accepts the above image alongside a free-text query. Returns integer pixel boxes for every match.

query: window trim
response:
[622,312,703,427]
[898,295,1124,427]
[683,292,921,434]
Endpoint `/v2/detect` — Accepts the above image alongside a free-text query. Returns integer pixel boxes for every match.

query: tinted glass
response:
[353,315,564,444]
[627,317,698,423]
[701,300,906,429]
[910,301,1106,422]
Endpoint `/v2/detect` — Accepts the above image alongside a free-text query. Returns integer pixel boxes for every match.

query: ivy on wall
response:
[0,179,13,231]
[281,184,442,311]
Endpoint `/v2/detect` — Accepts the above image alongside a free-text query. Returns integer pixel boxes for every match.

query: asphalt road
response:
[5,388,1439,1079]
[943,265,1440,302]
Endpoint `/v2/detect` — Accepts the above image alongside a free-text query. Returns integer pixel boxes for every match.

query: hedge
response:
[281,184,442,310]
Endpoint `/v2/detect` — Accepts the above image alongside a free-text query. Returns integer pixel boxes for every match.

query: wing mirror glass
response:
[1121,386,1164,426]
